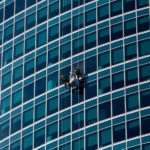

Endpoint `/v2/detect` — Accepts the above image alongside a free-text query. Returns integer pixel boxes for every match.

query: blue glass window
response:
[99,101,111,121]
[138,15,149,32]
[61,19,71,36]
[37,30,47,47]
[126,93,139,112]
[111,0,122,17]
[47,71,58,91]
[23,108,33,127]
[26,12,36,30]
[140,64,150,82]
[15,0,25,13]
[2,71,11,90]
[127,119,140,139]
[47,96,58,115]
[111,23,123,40]
[5,2,14,20]
[35,102,45,121]
[125,43,137,61]
[12,89,22,108]
[47,122,58,141]
[142,143,150,150]
[73,37,84,55]
[72,137,84,150]
[137,0,149,8]
[99,127,111,147]
[113,97,125,116]
[23,82,34,102]
[60,91,71,110]
[48,24,59,42]
[34,128,45,148]
[11,140,20,150]
[98,4,109,21]
[25,35,35,53]
[22,134,33,150]
[86,106,97,125]
[126,67,138,86]
[59,116,71,136]
[11,114,21,134]
[36,53,46,71]
[85,9,96,26]
[112,72,124,90]
[1,96,10,115]
[73,14,84,31]
[85,80,97,100]
[60,42,71,60]
[113,123,125,143]
[0,31,2,46]
[0,121,9,141]
[26,0,36,7]
[73,0,84,8]
[140,89,150,108]
[124,0,135,12]
[4,25,13,42]
[86,132,98,150]
[35,77,46,96]
[98,51,110,69]
[48,47,59,66]
[139,39,150,56]
[124,19,136,36]
[85,32,96,50]
[3,48,12,66]
[72,111,84,131]
[85,55,97,74]
[60,143,71,150]
[37,7,47,24]
[0,8,3,23]
[141,116,150,135]
[98,27,110,45]
[24,59,35,77]
[61,0,71,13]
[14,41,24,59]
[49,1,59,18]
[99,76,110,95]
[13,65,23,83]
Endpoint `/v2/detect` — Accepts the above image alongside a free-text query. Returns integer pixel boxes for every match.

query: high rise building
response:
[0,0,150,149]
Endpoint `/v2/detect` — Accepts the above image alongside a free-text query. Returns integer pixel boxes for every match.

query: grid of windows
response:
[0,0,150,150]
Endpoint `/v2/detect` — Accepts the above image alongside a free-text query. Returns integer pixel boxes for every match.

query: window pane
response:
[23,83,34,102]
[113,97,125,116]
[124,19,136,36]
[34,128,45,148]
[86,106,97,125]
[99,128,111,147]
[72,111,84,131]
[0,8,3,24]
[73,37,84,55]
[26,0,36,7]
[11,115,21,134]
[60,42,71,60]
[85,80,97,100]
[124,0,135,12]
[5,2,14,20]
[85,32,96,50]
[10,140,20,150]
[24,59,34,77]
[47,122,58,141]
[23,108,33,127]
[15,19,24,36]
[2,72,11,90]
[14,42,24,59]
[4,25,13,42]
[138,15,149,32]
[140,89,150,108]
[140,64,150,82]
[12,89,22,108]
[73,14,84,31]
[60,19,71,36]
[111,23,123,40]
[25,35,35,53]
[47,96,58,115]
[85,9,96,26]
[99,101,111,121]
[86,132,98,150]
[36,53,46,71]
[35,102,45,121]
[3,48,12,66]
[22,134,33,150]
[142,143,150,150]
[13,65,23,83]
[49,1,59,18]
[60,91,71,110]
[141,116,150,135]
[72,138,84,150]
[15,0,25,13]
[111,0,122,17]
[113,123,125,143]
[98,4,109,21]
[48,24,59,42]
[139,39,150,56]
[37,7,47,24]
[127,119,140,139]
[137,0,149,8]
[85,55,97,74]
[1,96,10,115]
[26,12,36,30]
[61,0,71,13]
[125,43,137,61]
[126,93,139,111]
[73,0,84,8]
[35,77,46,96]
[37,30,47,47]
[99,76,110,94]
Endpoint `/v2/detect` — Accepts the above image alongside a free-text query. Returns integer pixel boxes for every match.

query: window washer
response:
[60,75,71,88]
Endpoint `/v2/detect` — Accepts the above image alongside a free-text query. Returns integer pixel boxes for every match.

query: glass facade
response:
[0,0,150,149]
